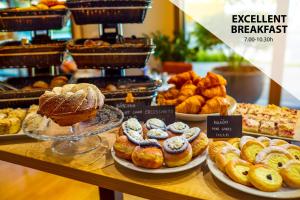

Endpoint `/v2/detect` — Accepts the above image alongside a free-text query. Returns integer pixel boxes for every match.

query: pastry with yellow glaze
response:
[215,146,240,172]
[269,139,288,146]
[257,136,271,147]
[182,127,208,157]
[227,138,240,149]
[280,160,300,188]
[241,140,265,163]
[248,164,282,192]
[255,146,293,171]
[132,139,163,169]
[225,159,252,186]
[239,136,256,149]
[208,141,231,161]
[281,144,300,160]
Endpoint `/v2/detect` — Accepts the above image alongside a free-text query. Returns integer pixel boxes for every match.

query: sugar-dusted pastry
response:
[257,136,271,147]
[277,123,296,138]
[215,146,240,172]
[132,139,163,169]
[201,85,226,99]
[182,127,208,157]
[239,136,256,149]
[146,129,169,145]
[113,132,144,160]
[38,83,105,126]
[248,164,282,192]
[163,136,192,167]
[167,122,189,137]
[208,141,231,161]
[259,121,277,136]
[225,159,253,186]
[143,118,166,133]
[176,95,205,114]
[119,118,143,136]
[242,117,260,133]
[255,146,293,171]
[227,138,240,149]
[241,140,265,163]
[280,160,300,188]
[269,139,289,146]
[197,72,227,89]
[281,144,300,160]
[200,96,230,115]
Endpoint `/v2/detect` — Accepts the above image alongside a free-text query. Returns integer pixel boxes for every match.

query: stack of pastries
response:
[157,71,230,114]
[113,118,208,169]
[235,103,298,139]
[209,136,300,191]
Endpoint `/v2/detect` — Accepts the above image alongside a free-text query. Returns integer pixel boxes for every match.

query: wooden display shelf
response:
[0,124,274,200]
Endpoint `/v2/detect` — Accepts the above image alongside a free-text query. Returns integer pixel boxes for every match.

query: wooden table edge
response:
[0,149,204,200]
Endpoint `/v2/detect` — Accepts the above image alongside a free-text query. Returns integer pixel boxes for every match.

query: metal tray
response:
[67,37,154,69]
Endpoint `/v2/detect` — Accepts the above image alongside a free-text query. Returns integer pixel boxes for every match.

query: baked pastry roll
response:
[163,136,192,167]
[146,129,169,145]
[0,117,21,135]
[132,139,163,169]
[241,140,265,163]
[119,118,143,136]
[0,118,10,135]
[7,108,27,121]
[200,96,230,115]
[280,160,300,188]
[215,146,240,172]
[208,141,231,161]
[269,139,288,146]
[168,71,198,88]
[176,95,205,114]
[201,85,226,99]
[248,164,282,192]
[257,136,271,147]
[255,146,293,171]
[259,121,277,136]
[143,118,166,133]
[225,159,252,186]
[281,144,300,160]
[227,138,240,149]
[197,72,227,89]
[113,132,144,160]
[167,122,189,137]
[239,136,256,149]
[182,127,208,157]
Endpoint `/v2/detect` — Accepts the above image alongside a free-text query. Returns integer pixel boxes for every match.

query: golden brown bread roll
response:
[197,72,227,89]
[38,83,105,126]
[201,85,226,99]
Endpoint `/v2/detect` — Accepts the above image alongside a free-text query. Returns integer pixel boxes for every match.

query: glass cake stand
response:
[22,105,124,155]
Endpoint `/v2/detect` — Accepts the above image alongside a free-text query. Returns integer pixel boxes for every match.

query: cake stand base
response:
[51,135,102,155]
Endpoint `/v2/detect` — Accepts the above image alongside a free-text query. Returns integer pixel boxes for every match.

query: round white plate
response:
[207,157,300,199]
[175,96,237,122]
[111,148,207,174]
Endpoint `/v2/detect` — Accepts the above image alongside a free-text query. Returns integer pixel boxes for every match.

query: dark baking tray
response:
[74,76,159,98]
[0,8,70,31]
[67,38,154,69]
[0,75,71,99]
[0,40,66,68]
[67,0,151,24]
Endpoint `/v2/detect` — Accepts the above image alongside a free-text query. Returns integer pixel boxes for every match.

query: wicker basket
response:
[0,8,70,31]
[67,0,151,24]
[67,38,155,69]
[0,40,66,68]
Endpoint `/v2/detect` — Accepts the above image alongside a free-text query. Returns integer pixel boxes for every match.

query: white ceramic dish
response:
[112,148,207,174]
[176,96,237,122]
[207,157,300,199]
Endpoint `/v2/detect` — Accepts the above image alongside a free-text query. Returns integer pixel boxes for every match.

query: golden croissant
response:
[168,71,198,88]
[200,97,230,115]
[176,95,205,114]
[197,72,227,89]
[201,85,226,98]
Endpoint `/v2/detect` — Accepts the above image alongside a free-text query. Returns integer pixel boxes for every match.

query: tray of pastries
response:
[157,71,237,121]
[0,105,38,140]
[234,103,299,141]
[67,37,154,69]
[0,39,66,68]
[112,118,208,173]
[0,0,69,31]
[207,136,300,198]
[66,0,151,24]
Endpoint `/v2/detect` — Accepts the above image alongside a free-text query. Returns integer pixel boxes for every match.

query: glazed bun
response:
[182,127,208,157]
